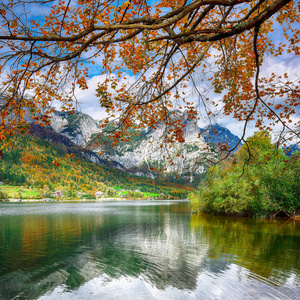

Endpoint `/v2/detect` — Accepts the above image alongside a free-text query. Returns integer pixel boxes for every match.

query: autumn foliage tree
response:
[0,0,299,152]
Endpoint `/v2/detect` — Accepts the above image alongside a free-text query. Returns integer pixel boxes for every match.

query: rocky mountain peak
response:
[50,110,100,146]
[200,123,241,152]
[182,111,200,139]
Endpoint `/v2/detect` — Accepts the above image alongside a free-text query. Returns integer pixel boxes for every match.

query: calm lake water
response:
[0,200,299,300]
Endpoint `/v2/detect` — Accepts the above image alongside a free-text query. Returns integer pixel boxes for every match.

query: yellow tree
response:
[0,0,299,153]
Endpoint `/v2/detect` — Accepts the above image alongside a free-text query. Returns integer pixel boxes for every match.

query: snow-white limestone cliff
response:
[90,111,217,180]
[49,110,100,147]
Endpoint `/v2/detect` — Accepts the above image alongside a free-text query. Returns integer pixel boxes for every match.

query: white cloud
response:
[72,40,299,142]
[261,56,300,80]
[75,73,137,120]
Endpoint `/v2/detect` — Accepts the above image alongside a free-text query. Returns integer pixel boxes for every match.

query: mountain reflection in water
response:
[0,201,299,300]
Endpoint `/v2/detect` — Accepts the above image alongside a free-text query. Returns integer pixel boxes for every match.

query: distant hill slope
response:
[29,123,121,167]
[0,128,193,198]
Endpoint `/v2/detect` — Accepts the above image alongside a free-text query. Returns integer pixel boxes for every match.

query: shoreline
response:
[1,198,127,202]
[1,197,177,202]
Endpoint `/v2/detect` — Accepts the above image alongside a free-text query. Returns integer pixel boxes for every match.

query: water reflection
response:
[0,202,299,299]
[190,214,300,284]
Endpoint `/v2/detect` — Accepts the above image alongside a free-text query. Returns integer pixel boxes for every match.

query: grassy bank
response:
[0,184,166,201]
[0,185,41,199]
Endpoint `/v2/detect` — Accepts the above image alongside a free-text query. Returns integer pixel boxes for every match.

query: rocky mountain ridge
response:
[0,94,242,181]
[47,110,242,181]
[100,113,212,180]
[49,110,100,147]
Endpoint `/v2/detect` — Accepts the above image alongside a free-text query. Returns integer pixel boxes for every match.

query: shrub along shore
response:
[189,132,300,219]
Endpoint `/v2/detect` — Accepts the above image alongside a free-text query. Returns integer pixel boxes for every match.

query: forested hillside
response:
[0,130,192,200]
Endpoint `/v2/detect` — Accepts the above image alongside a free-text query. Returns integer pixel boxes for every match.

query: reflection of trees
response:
[0,203,299,300]
[0,213,105,300]
[190,214,300,285]
[0,203,207,299]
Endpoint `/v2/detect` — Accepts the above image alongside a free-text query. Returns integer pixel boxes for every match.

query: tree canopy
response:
[0,0,299,151]
[190,131,300,217]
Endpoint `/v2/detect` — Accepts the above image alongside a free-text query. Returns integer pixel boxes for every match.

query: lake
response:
[0,200,299,299]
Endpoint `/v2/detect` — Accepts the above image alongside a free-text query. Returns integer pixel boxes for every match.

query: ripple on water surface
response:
[0,201,299,300]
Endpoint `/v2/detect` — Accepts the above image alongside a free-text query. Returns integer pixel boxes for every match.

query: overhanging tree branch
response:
[0,0,298,158]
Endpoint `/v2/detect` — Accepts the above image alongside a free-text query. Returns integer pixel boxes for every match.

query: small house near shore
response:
[95,191,103,199]
[52,190,63,198]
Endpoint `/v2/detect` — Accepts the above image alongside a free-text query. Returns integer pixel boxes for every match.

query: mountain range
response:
[0,93,243,183]
[43,110,242,182]
[1,95,298,183]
